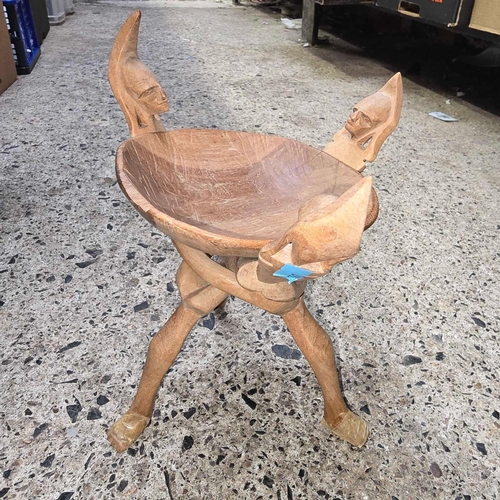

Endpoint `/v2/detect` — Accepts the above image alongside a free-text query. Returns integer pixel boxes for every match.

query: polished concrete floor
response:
[0,1,499,498]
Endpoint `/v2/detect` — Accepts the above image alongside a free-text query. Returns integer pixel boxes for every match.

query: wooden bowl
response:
[116,129,368,257]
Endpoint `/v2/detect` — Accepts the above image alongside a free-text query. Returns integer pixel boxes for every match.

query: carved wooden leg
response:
[282,299,368,447]
[107,262,228,452]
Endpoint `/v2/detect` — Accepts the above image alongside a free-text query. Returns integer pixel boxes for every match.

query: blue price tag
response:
[273,263,313,284]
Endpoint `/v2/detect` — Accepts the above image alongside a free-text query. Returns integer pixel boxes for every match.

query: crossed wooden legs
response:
[283,301,368,447]
[107,263,228,452]
[107,261,367,452]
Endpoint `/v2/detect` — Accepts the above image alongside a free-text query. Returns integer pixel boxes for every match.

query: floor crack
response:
[163,469,174,500]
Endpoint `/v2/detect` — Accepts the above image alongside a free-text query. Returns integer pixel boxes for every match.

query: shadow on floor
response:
[302,5,500,115]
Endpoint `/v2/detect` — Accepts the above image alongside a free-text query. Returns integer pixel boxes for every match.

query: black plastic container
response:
[29,0,49,44]
[3,0,41,74]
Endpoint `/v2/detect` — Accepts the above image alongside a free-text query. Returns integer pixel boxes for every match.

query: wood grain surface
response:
[117,129,366,255]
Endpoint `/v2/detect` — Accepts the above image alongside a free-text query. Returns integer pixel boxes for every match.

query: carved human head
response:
[123,59,169,115]
[345,92,391,145]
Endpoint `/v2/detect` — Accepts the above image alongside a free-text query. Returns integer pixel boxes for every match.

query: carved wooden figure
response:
[106,11,403,453]
[323,74,403,173]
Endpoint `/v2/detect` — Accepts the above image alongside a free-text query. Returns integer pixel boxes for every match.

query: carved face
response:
[123,59,169,116]
[345,108,375,141]
[345,93,391,145]
[138,85,169,114]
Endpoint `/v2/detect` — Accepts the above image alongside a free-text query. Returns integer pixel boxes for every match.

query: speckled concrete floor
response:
[1,1,499,499]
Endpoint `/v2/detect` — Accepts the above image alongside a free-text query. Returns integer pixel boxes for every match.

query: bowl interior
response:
[118,129,362,240]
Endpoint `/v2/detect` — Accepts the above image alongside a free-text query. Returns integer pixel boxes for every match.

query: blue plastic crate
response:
[3,0,41,74]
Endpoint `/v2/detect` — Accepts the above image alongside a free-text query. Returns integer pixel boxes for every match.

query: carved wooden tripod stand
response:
[106,11,403,453]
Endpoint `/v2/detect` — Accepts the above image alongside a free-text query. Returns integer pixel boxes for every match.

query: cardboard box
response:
[0,8,17,95]
[315,0,370,5]
[469,0,500,35]
[376,0,471,27]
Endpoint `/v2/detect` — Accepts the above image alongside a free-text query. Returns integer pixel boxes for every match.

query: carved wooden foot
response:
[107,411,151,453]
[107,262,228,452]
[321,411,368,448]
[282,299,368,447]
